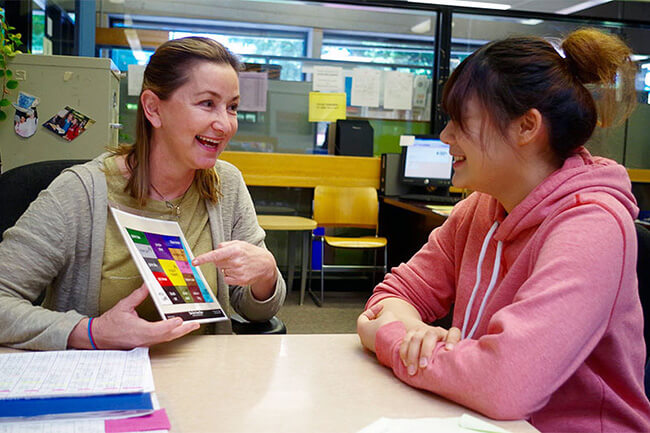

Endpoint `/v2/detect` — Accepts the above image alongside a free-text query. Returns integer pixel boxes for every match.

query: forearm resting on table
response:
[375,297,426,329]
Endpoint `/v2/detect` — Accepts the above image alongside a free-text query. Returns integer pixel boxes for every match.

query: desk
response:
[149,335,537,433]
[379,197,448,268]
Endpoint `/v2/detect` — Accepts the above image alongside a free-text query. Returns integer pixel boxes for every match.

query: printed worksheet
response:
[110,207,227,324]
[0,348,153,399]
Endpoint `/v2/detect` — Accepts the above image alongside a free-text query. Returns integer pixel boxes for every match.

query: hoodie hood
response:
[492,147,638,242]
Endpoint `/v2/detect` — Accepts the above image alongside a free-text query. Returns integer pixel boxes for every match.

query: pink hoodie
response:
[369,149,650,432]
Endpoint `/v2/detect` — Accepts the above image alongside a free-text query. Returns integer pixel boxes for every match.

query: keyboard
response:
[399,194,462,205]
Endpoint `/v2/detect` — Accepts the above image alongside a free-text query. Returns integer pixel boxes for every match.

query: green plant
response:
[0,8,23,121]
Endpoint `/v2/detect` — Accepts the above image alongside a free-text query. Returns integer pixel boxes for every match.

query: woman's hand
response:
[68,284,200,350]
[192,240,277,301]
[399,325,461,376]
[357,304,400,353]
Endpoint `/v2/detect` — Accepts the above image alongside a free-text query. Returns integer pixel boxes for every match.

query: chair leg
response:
[384,246,388,275]
[307,233,321,307]
[300,230,309,306]
[287,232,296,292]
[306,249,312,307]
[319,239,325,306]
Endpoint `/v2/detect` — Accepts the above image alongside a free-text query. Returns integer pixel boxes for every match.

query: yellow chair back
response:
[313,185,378,229]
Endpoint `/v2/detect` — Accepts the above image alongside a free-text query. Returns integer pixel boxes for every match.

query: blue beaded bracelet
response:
[88,317,98,350]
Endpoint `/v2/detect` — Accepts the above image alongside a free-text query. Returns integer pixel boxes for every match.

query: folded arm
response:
[373,206,628,419]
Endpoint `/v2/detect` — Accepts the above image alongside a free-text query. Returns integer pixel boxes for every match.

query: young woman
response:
[357,28,650,432]
[0,37,285,350]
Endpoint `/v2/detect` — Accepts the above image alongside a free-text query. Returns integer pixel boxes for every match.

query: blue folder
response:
[0,392,153,420]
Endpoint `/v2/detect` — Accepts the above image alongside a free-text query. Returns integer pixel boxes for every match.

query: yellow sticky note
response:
[308,92,347,122]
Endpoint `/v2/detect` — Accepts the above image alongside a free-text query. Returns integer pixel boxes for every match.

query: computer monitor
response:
[399,135,453,189]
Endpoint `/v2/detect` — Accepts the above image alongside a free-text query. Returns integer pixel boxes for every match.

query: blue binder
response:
[0,392,153,420]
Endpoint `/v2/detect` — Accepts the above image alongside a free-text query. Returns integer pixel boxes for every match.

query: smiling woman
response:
[357,28,650,432]
[0,37,286,351]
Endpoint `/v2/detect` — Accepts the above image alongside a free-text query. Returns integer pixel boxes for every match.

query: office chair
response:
[231,313,287,334]
[0,159,286,334]
[0,159,89,241]
[308,185,388,306]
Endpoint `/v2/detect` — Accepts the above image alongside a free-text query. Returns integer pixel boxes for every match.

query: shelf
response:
[219,151,380,188]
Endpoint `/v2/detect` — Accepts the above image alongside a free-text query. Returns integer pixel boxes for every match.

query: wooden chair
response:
[308,185,387,306]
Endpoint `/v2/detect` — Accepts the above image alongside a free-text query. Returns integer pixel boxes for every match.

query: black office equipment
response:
[398,193,461,204]
[334,119,374,157]
[398,135,456,203]
[380,153,410,197]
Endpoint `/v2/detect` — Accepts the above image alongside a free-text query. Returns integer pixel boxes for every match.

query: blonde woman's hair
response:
[112,36,241,205]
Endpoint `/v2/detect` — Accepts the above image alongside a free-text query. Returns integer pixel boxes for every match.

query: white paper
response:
[351,68,381,107]
[313,66,344,92]
[127,64,146,96]
[0,419,169,433]
[110,207,227,324]
[357,415,512,433]
[0,418,104,433]
[0,348,154,399]
[383,70,413,110]
[42,38,53,56]
[399,135,415,147]
[239,71,268,112]
[459,414,511,433]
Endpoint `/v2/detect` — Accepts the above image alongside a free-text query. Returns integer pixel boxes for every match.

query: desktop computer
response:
[398,135,460,204]
[380,153,410,196]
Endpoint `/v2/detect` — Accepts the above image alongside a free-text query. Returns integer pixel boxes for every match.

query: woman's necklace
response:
[150,183,184,217]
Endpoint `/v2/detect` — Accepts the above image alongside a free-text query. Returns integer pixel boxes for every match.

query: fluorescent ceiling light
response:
[519,19,543,25]
[555,0,611,15]
[407,0,511,10]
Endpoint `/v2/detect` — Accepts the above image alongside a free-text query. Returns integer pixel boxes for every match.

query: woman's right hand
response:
[68,284,200,350]
[399,324,461,376]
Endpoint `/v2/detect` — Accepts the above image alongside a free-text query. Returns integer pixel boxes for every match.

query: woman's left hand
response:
[192,240,277,300]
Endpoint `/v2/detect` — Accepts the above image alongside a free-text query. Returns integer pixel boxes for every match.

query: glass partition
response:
[96,0,438,156]
[450,12,650,167]
[91,0,650,164]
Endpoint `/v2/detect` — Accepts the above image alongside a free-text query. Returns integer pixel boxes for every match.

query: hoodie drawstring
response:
[461,221,503,339]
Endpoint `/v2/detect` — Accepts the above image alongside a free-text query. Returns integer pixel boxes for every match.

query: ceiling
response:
[508,0,611,14]
[404,0,649,15]
[51,0,648,17]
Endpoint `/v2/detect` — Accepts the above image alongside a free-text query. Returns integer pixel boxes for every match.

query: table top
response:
[381,196,452,219]
[149,334,538,433]
[257,215,317,231]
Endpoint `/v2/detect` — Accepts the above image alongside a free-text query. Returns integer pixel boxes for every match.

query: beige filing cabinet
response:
[0,54,120,173]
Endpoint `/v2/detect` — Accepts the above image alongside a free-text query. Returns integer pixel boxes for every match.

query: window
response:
[321,31,435,77]
[106,18,308,81]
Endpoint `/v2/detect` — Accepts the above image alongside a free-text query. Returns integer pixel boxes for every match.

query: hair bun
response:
[561,28,636,128]
[561,28,631,85]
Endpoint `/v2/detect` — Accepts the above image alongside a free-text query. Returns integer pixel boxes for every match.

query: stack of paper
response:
[0,348,170,433]
[357,414,512,433]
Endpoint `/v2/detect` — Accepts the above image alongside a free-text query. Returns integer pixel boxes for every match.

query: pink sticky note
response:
[105,409,171,433]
